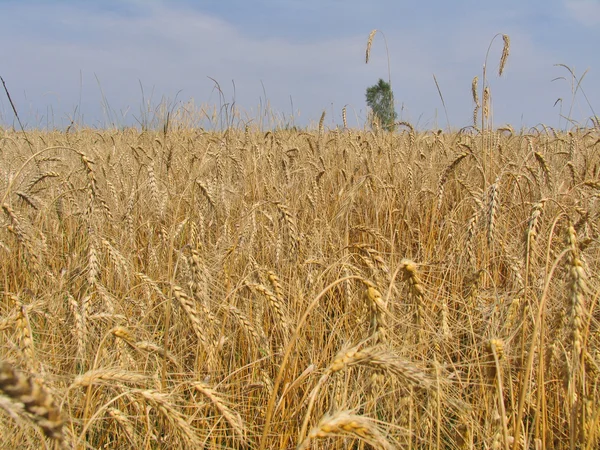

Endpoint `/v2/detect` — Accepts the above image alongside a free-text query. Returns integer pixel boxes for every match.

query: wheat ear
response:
[318,110,326,135]
[299,343,434,443]
[171,284,209,346]
[487,178,500,246]
[437,151,470,209]
[192,381,247,445]
[297,410,394,450]
[399,259,425,338]
[133,390,201,447]
[366,29,378,63]
[363,281,389,340]
[472,76,480,126]
[499,34,510,76]
[483,86,490,123]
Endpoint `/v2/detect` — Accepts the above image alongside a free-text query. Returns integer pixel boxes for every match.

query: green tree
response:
[365,79,397,131]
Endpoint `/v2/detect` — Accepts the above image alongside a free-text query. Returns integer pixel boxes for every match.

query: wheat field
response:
[0,120,599,449]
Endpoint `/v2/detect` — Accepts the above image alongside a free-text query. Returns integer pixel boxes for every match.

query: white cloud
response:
[1,2,376,126]
[0,0,597,129]
[565,0,600,26]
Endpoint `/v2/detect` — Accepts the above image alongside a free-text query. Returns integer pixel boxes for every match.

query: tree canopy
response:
[365,79,397,131]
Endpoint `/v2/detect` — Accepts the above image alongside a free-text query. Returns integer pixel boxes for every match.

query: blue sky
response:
[0,0,599,130]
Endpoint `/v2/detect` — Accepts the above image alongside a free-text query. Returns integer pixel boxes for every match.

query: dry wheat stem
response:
[259,275,365,450]
[488,339,510,450]
[512,247,572,450]
[566,224,586,360]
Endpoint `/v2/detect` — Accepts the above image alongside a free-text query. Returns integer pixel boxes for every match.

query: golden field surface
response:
[0,124,599,449]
